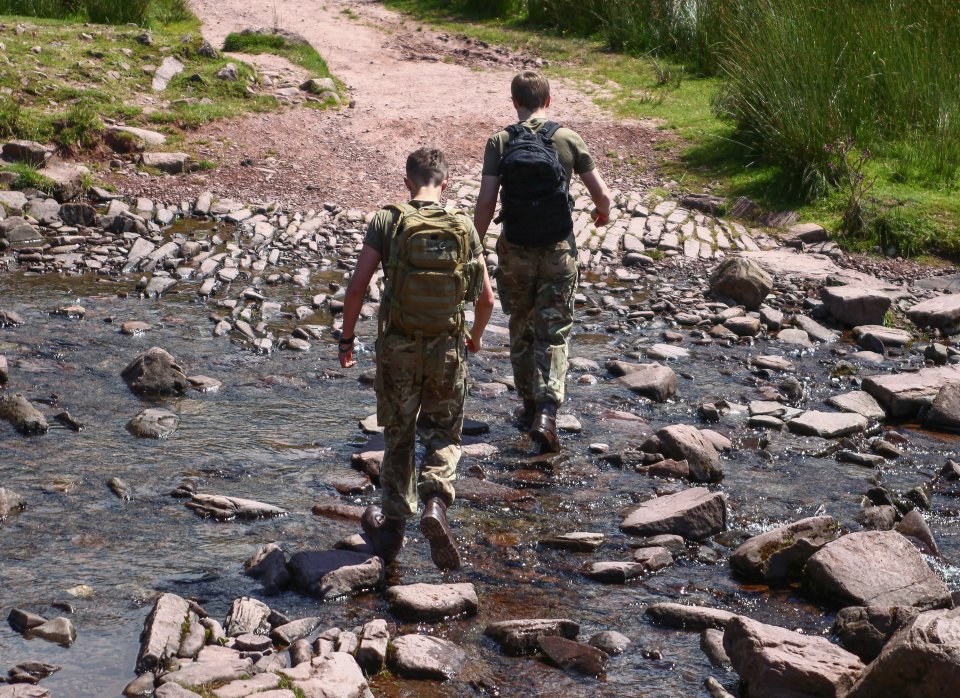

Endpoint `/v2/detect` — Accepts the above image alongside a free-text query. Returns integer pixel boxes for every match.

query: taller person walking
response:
[474,70,612,453]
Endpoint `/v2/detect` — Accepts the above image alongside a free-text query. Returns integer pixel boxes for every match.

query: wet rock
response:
[906,294,960,334]
[862,365,960,418]
[787,411,868,439]
[539,531,605,552]
[704,676,736,698]
[356,619,390,674]
[589,630,631,655]
[485,619,579,656]
[126,408,180,438]
[730,515,840,583]
[243,543,291,594]
[454,476,537,508]
[0,686,51,697]
[122,672,155,696]
[224,597,271,637]
[656,424,723,482]
[709,256,773,309]
[185,493,287,520]
[0,394,48,435]
[778,327,813,346]
[793,315,839,343]
[723,615,864,698]
[844,607,960,698]
[271,617,322,646]
[825,391,886,421]
[108,477,133,501]
[389,634,467,680]
[620,487,727,540]
[633,545,675,571]
[645,603,735,631]
[385,582,479,622]
[121,347,190,395]
[833,606,919,662]
[313,556,384,600]
[852,324,911,348]
[1,354,10,384]
[701,628,730,667]
[0,487,26,520]
[311,496,365,522]
[924,382,960,433]
[136,593,191,673]
[350,450,382,481]
[896,510,940,558]
[288,550,378,595]
[0,308,26,326]
[806,531,951,609]
[725,315,762,337]
[608,361,677,401]
[26,616,76,646]
[120,320,151,335]
[8,607,46,632]
[538,636,608,676]
[821,286,891,327]
[585,561,647,583]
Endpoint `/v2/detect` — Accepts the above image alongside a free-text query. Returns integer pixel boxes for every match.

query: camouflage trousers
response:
[375,330,465,521]
[495,232,579,406]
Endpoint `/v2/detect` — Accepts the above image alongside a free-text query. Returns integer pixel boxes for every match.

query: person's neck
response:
[517,107,548,121]
[408,185,444,203]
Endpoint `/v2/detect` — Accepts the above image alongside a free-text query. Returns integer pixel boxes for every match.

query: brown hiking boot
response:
[420,497,461,571]
[513,398,537,431]
[360,505,405,562]
[530,401,560,454]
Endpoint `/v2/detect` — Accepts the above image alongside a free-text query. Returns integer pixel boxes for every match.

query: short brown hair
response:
[406,148,448,187]
[511,71,550,110]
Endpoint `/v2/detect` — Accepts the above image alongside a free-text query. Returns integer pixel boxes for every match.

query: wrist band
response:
[338,335,355,352]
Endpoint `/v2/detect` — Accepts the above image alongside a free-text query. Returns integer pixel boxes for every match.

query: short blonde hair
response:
[511,71,550,111]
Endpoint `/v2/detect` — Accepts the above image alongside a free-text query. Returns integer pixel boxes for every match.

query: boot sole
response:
[420,514,461,571]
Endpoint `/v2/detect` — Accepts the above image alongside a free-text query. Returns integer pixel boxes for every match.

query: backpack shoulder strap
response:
[540,120,562,141]
[381,203,416,271]
[505,123,527,140]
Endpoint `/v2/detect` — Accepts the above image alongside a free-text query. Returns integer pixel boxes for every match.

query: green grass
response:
[2,162,57,195]
[0,0,191,26]
[223,30,334,80]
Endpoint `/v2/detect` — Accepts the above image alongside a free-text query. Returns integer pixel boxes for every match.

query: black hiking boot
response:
[513,398,538,431]
[360,505,405,563]
[530,401,560,454]
[420,497,461,571]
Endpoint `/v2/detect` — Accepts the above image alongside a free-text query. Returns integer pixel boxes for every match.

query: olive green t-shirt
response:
[481,117,596,182]
[363,200,483,264]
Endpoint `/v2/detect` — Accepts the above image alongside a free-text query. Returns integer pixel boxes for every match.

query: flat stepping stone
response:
[389,634,467,681]
[787,411,868,438]
[777,328,812,346]
[826,391,886,420]
[645,602,736,631]
[632,546,674,571]
[862,365,960,418]
[907,294,960,333]
[538,636,608,676]
[455,478,537,508]
[539,532,604,552]
[385,583,479,622]
[585,561,646,584]
[185,494,286,520]
[852,325,912,348]
[750,355,796,372]
[620,487,727,540]
[557,413,582,432]
[647,343,690,361]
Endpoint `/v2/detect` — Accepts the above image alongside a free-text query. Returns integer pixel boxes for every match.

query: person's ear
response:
[544,95,551,108]
[512,97,520,109]
[403,176,412,190]
[440,178,448,192]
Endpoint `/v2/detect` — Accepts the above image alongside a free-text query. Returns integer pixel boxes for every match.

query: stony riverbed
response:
[2,174,960,697]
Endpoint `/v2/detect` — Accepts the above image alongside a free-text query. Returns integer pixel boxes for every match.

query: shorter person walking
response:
[338,148,494,570]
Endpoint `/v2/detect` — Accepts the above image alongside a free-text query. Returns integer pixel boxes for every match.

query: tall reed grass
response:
[716,0,960,191]
[0,0,189,25]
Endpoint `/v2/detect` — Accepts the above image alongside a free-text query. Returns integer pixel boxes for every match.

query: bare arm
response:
[473,175,500,238]
[579,168,613,226]
[339,244,381,368]
[467,256,495,352]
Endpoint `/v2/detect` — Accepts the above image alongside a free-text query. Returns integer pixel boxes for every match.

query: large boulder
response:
[121,347,190,395]
[709,256,773,310]
[906,294,960,334]
[820,285,891,327]
[385,583,479,622]
[806,531,951,609]
[786,411,868,438]
[832,606,919,662]
[723,615,864,698]
[136,593,191,673]
[620,487,726,540]
[862,365,960,418]
[656,424,723,482]
[845,607,960,698]
[730,516,840,583]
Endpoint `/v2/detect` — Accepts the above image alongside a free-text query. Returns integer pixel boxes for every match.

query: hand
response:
[591,208,610,227]
[338,336,356,368]
[466,334,482,353]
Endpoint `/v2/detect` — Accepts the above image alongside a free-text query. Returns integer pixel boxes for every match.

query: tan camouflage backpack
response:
[382,203,483,336]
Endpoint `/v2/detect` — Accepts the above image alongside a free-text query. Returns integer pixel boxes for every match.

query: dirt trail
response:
[114,0,659,209]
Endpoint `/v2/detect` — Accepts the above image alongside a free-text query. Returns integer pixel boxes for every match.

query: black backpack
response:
[495,120,574,246]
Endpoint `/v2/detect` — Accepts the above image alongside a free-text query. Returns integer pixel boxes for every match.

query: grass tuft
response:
[223,29,333,79]
[3,162,58,195]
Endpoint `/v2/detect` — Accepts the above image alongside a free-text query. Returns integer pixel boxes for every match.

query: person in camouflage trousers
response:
[474,70,612,452]
[339,148,494,570]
